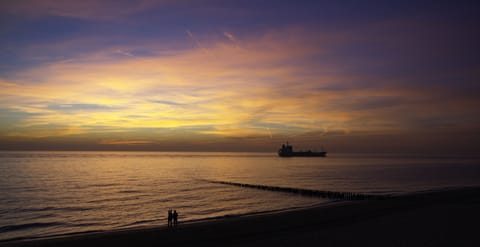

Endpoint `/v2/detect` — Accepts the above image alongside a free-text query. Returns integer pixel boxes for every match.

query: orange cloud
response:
[1,28,479,144]
[98,140,154,145]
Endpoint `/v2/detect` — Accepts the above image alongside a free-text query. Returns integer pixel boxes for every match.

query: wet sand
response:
[2,187,479,247]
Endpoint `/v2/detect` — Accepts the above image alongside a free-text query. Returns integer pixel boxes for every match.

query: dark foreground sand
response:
[2,187,479,247]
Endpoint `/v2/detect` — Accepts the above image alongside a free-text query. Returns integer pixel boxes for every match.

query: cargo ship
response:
[278,142,327,157]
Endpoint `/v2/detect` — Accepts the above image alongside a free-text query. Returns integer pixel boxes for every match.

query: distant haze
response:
[1,1,479,154]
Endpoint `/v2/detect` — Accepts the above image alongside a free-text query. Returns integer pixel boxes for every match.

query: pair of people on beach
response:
[167,209,178,227]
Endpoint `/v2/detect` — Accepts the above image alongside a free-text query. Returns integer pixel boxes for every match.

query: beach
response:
[2,0,480,246]
[2,187,479,247]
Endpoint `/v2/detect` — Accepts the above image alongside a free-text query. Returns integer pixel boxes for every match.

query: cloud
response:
[47,104,121,111]
[150,100,184,106]
[1,27,479,145]
[98,140,154,145]
[185,30,206,51]
[223,32,238,43]
[115,49,134,57]
[1,0,163,20]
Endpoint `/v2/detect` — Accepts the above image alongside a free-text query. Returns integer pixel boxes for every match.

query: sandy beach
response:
[2,187,479,247]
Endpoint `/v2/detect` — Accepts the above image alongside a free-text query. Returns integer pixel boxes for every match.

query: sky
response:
[1,0,479,153]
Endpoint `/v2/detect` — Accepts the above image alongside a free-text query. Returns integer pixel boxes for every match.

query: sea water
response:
[1,151,479,241]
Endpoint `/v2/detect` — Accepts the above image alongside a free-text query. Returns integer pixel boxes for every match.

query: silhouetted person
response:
[173,210,178,226]
[168,209,173,227]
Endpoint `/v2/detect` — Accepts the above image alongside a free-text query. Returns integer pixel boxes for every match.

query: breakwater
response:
[202,180,391,200]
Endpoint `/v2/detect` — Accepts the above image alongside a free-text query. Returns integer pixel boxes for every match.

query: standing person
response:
[173,210,178,226]
[167,209,173,227]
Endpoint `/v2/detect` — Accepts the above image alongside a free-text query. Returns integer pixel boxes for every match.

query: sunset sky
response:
[1,1,479,153]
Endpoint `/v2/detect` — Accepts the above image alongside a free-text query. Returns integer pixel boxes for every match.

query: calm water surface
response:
[1,151,479,241]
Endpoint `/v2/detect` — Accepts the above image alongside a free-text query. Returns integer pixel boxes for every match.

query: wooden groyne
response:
[201,179,391,201]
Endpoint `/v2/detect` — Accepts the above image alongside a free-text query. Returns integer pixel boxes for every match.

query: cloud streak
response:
[2,28,478,143]
[1,0,163,20]
[1,1,479,152]
[115,49,134,57]
[223,32,237,43]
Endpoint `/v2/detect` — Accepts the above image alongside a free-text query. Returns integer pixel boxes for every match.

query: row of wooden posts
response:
[202,179,391,200]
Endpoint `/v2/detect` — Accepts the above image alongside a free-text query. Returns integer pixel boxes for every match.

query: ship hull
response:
[278,151,327,157]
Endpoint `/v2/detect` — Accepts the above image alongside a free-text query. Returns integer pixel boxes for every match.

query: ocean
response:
[1,151,479,241]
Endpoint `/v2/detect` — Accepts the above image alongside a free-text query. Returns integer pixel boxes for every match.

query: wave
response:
[117,190,143,194]
[200,179,391,200]
[91,183,122,187]
[12,206,94,213]
[119,219,159,228]
[0,222,66,233]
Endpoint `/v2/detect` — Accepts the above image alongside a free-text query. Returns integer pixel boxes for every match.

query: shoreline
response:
[2,186,479,247]
[0,199,346,243]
